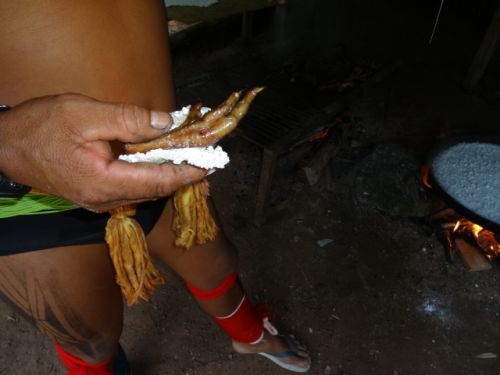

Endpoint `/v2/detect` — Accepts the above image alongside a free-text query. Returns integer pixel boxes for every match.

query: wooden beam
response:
[463,2,500,91]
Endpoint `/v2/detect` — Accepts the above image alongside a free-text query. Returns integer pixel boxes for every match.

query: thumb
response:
[82,101,173,143]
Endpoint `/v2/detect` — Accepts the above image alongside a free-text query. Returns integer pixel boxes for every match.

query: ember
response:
[452,218,500,262]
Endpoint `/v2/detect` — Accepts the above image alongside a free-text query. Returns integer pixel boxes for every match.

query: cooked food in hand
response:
[125,87,264,153]
[106,87,263,304]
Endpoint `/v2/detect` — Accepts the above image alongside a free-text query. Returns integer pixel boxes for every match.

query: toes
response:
[290,337,308,353]
[296,349,310,358]
[295,344,310,359]
[282,336,310,360]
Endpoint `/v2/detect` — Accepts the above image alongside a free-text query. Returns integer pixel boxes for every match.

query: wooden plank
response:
[455,238,492,272]
[253,149,278,226]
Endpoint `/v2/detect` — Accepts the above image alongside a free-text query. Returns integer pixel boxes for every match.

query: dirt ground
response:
[2,1,500,374]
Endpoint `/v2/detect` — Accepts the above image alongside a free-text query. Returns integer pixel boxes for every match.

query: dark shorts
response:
[0,198,168,255]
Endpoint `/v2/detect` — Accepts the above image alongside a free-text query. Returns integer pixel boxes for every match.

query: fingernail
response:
[151,111,172,130]
[207,169,216,176]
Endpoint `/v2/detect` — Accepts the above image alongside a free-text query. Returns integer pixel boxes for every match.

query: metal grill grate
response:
[238,97,316,149]
[236,84,352,153]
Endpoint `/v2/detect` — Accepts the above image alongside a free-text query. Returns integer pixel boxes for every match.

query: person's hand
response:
[0,93,207,211]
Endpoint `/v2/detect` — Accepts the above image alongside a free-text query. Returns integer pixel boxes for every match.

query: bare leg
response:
[147,199,310,370]
[0,244,123,365]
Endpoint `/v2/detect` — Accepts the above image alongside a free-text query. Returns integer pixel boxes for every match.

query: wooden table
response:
[167,0,274,24]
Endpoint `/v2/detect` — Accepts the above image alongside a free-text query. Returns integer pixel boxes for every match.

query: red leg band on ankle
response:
[215,295,264,343]
[186,271,238,300]
[55,343,114,375]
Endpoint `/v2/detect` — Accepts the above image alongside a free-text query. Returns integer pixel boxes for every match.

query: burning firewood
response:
[454,238,492,272]
[453,218,500,262]
[429,205,500,271]
[424,161,500,271]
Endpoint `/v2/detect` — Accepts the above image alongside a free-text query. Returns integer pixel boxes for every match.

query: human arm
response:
[0,93,206,212]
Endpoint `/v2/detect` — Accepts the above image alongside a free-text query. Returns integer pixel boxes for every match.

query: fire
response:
[423,163,500,265]
[451,218,500,260]
[421,165,433,189]
[452,219,482,236]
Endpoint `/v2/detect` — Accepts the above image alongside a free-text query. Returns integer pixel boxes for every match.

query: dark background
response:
[1,1,500,374]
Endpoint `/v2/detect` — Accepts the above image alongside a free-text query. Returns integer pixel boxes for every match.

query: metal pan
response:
[427,135,500,233]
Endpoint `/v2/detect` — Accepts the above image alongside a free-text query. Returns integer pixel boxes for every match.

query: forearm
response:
[0,1,207,211]
[0,105,19,181]
[0,106,8,173]
[0,104,29,197]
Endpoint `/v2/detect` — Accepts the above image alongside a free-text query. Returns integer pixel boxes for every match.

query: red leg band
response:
[186,272,264,343]
[186,271,238,300]
[55,343,114,375]
[215,295,264,344]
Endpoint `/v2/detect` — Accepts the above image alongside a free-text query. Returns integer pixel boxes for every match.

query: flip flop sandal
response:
[258,336,311,373]
[113,345,132,375]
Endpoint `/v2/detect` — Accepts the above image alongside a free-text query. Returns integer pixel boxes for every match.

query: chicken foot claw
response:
[125,87,264,154]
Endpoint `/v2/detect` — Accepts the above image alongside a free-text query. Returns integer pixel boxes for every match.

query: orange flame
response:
[421,165,432,189]
[451,218,499,260]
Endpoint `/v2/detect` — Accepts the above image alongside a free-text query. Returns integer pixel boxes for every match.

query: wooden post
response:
[253,149,278,226]
[463,2,500,91]
[241,11,253,40]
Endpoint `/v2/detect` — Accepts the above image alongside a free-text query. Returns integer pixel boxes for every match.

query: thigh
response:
[0,243,123,362]
[147,198,238,290]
